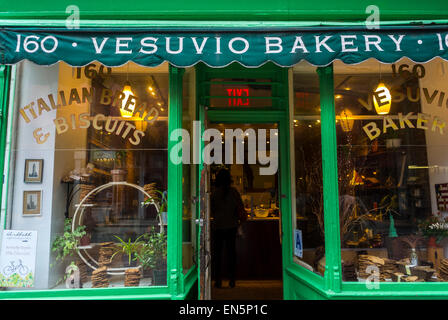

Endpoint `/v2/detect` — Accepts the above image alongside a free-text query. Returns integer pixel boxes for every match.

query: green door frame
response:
[195,62,294,299]
[318,65,342,294]
[199,109,292,299]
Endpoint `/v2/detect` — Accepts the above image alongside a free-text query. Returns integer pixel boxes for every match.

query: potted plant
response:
[151,232,167,285]
[418,214,448,247]
[111,150,127,182]
[385,129,401,149]
[110,234,146,287]
[51,218,87,287]
[133,233,157,280]
[143,184,168,225]
[110,234,145,267]
[135,228,167,285]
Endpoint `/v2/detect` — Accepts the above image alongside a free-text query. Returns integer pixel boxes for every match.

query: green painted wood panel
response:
[1,0,448,23]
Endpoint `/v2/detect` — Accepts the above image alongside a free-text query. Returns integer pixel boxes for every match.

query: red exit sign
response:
[226,88,249,106]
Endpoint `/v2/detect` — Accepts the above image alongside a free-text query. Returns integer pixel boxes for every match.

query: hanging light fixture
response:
[120,63,136,118]
[339,108,354,132]
[120,81,135,118]
[373,82,392,115]
[373,63,392,115]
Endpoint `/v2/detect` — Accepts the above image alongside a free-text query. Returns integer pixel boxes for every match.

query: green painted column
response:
[0,66,10,225]
[317,64,342,293]
[167,65,184,298]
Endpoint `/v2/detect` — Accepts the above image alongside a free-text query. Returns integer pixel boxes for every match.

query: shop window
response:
[291,62,324,275]
[335,58,448,283]
[0,61,169,290]
[182,67,197,273]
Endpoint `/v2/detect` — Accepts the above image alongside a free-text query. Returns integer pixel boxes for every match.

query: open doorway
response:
[207,123,283,300]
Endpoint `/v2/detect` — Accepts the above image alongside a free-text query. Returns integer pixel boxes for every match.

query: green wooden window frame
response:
[315,64,448,299]
[0,65,11,225]
[0,64,198,300]
[318,65,342,293]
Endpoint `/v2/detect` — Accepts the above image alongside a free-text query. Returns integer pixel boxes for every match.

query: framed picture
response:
[23,191,42,216]
[24,159,43,183]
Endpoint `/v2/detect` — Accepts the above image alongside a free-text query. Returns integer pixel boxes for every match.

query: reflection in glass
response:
[335,58,448,282]
[292,61,324,275]
[6,61,169,290]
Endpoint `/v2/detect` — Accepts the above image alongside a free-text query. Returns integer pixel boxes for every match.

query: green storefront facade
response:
[1,1,448,300]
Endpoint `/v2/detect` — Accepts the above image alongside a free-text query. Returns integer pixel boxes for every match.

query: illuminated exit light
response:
[226,88,250,106]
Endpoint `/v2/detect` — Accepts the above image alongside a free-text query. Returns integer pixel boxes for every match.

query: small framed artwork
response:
[24,159,43,183]
[23,191,42,216]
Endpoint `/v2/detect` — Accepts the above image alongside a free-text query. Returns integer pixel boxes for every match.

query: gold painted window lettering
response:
[334,57,448,283]
[1,61,169,290]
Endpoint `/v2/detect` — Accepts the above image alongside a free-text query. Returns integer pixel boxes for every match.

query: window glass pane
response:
[1,61,169,290]
[335,58,448,283]
[292,61,324,275]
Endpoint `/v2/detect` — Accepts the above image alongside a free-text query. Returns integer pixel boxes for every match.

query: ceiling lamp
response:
[339,108,354,132]
[120,81,135,118]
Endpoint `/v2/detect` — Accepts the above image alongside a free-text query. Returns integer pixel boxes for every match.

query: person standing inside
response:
[211,168,245,288]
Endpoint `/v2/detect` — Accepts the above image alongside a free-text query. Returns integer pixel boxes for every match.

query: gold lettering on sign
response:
[391,88,405,103]
[363,122,381,140]
[133,101,147,118]
[33,128,50,144]
[432,116,445,134]
[406,87,420,102]
[116,121,126,135]
[130,130,145,145]
[113,90,125,107]
[19,108,31,123]
[145,107,159,123]
[417,113,430,130]
[21,86,161,146]
[105,118,118,132]
[54,117,69,134]
[24,103,37,119]
[382,116,398,133]
[363,113,447,140]
[361,87,448,110]
[52,112,147,145]
[48,93,60,109]
[81,88,93,103]
[37,98,51,115]
[398,112,415,129]
[357,97,373,111]
[79,113,90,129]
[121,122,136,139]
[68,88,81,105]
[423,88,439,104]
[124,95,137,113]
[100,88,113,105]
[93,114,105,130]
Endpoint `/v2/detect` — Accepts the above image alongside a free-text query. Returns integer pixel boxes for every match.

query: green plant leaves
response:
[132,229,167,270]
[51,218,86,263]
[111,234,146,266]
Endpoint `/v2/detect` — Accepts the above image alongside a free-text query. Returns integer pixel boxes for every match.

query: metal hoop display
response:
[72,181,163,275]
